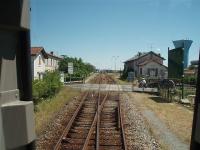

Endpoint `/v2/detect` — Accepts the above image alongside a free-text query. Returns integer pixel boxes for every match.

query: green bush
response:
[120,68,134,80]
[58,55,95,77]
[32,71,62,103]
[183,76,197,85]
[65,76,83,82]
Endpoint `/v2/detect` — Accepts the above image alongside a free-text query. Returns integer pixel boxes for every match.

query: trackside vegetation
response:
[35,87,81,135]
[58,55,96,80]
[32,71,62,104]
[32,56,95,103]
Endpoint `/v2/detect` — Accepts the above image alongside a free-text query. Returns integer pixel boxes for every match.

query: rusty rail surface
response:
[117,83,127,150]
[55,91,99,150]
[82,92,109,150]
[88,83,127,150]
[119,93,128,150]
[54,92,89,150]
[54,74,127,150]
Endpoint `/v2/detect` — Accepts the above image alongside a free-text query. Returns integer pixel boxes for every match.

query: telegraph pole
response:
[112,56,119,73]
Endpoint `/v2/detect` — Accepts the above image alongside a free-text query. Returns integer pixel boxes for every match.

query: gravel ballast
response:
[37,91,161,149]
[121,93,160,150]
[36,95,82,149]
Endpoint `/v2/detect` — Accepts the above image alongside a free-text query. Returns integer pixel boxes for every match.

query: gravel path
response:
[85,73,97,83]
[121,94,160,150]
[125,93,190,150]
[143,110,189,150]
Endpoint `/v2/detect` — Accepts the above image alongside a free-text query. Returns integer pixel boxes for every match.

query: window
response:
[45,59,47,65]
[38,56,41,65]
[155,68,158,77]
[148,68,157,76]
[140,68,142,75]
[38,73,41,80]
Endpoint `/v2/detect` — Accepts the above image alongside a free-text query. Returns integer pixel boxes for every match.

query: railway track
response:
[91,93,127,150]
[54,74,127,150]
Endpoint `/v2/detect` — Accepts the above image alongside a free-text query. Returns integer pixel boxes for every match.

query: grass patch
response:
[109,73,132,85]
[129,92,193,144]
[35,86,81,135]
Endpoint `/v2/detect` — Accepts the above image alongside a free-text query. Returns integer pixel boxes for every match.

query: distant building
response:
[45,51,63,72]
[184,60,198,77]
[31,47,63,80]
[31,47,48,80]
[124,51,167,79]
[191,60,198,66]
[173,40,193,68]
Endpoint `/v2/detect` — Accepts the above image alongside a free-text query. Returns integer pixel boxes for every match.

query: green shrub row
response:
[65,77,83,82]
[58,55,96,77]
[183,76,197,85]
[32,71,62,104]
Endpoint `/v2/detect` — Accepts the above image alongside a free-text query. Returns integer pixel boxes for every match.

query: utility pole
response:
[112,56,119,73]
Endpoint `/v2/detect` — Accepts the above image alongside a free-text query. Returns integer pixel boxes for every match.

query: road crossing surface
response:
[66,83,158,93]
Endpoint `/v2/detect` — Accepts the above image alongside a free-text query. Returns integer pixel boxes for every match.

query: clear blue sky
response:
[31,0,200,70]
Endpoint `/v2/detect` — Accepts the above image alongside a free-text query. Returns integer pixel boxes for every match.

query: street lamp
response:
[112,56,119,73]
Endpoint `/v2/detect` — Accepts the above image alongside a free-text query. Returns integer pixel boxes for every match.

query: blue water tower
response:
[173,40,193,68]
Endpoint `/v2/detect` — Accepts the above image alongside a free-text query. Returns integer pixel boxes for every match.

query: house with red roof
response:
[124,51,167,79]
[31,47,48,80]
[31,47,63,80]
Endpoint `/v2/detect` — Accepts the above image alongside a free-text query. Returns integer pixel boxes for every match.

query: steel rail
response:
[94,92,109,150]
[118,84,128,150]
[95,83,111,150]
[82,94,108,150]
[54,92,89,150]
[95,74,102,150]
[82,92,109,150]
[82,88,100,150]
[82,112,98,150]
[83,75,109,150]
[95,89,101,150]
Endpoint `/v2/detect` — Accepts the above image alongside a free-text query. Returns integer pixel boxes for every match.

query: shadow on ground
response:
[149,96,170,103]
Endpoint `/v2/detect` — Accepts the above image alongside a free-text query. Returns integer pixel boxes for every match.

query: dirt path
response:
[126,92,191,149]
[85,73,97,83]
[143,110,189,150]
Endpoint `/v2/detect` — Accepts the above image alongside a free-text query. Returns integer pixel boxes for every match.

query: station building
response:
[124,51,167,79]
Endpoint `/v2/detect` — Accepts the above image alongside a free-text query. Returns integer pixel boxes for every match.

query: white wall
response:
[32,53,46,80]
[45,57,60,72]
[140,61,167,79]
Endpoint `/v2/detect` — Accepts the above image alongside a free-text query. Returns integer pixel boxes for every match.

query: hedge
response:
[32,71,62,104]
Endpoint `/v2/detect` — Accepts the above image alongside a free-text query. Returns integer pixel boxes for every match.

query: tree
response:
[58,55,96,77]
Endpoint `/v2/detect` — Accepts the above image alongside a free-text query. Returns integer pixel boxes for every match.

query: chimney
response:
[50,51,54,55]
